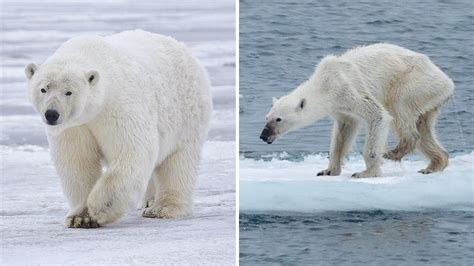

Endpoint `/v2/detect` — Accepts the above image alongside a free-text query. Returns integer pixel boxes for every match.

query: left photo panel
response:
[0,0,236,264]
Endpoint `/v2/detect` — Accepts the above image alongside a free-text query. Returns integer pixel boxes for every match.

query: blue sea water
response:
[239,0,474,264]
[240,0,473,158]
[240,211,474,265]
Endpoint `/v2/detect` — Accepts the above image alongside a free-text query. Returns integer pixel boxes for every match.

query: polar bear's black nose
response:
[260,127,272,143]
[45,109,60,124]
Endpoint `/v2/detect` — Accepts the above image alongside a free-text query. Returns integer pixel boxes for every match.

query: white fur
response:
[264,43,453,178]
[26,30,212,227]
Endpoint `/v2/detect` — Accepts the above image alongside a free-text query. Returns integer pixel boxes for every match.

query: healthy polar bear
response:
[25,30,212,228]
[260,43,453,178]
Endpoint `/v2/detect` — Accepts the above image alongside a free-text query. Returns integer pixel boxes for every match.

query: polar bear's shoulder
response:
[59,35,108,51]
[340,43,419,60]
[107,29,172,40]
[314,54,352,77]
[51,35,114,62]
[105,29,183,49]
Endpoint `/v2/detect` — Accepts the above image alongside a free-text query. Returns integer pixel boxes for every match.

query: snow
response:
[240,153,474,212]
[0,141,235,264]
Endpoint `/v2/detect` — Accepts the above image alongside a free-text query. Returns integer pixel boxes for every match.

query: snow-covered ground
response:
[0,0,236,264]
[240,153,474,212]
[1,141,235,264]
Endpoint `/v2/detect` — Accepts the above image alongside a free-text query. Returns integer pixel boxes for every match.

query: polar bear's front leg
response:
[143,142,200,219]
[48,127,102,228]
[352,108,390,178]
[86,153,154,226]
[318,115,359,176]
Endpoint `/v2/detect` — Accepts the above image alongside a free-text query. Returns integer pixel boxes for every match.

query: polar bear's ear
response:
[86,70,100,86]
[25,63,39,80]
[272,97,279,105]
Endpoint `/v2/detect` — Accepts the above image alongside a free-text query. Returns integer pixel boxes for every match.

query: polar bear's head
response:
[260,95,309,144]
[25,62,103,135]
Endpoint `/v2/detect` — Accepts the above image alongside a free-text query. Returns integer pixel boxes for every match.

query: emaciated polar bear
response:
[25,30,212,228]
[260,43,453,178]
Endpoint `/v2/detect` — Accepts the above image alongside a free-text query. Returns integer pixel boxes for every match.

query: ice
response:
[240,153,474,212]
[0,141,236,264]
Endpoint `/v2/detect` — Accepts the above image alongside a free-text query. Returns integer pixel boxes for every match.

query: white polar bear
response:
[260,43,453,178]
[25,30,212,228]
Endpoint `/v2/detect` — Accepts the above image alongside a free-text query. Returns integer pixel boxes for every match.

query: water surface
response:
[239,0,474,264]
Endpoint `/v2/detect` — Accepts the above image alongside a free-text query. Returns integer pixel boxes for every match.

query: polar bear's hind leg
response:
[384,110,420,161]
[142,141,201,219]
[416,108,449,174]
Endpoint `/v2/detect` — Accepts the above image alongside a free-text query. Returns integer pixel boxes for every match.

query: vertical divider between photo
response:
[235,0,240,264]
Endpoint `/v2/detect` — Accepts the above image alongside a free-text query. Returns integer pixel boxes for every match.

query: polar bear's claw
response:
[351,170,380,178]
[351,172,365,178]
[418,168,433,174]
[317,169,331,176]
[317,169,341,176]
[142,203,191,219]
[64,208,100,229]
[65,214,100,229]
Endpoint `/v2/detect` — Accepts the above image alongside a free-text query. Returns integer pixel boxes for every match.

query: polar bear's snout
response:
[45,109,60,125]
[260,123,275,144]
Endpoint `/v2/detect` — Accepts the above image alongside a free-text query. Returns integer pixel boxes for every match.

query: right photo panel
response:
[239,0,473,264]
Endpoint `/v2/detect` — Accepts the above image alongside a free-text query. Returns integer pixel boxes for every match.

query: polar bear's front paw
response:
[64,208,100,229]
[317,169,340,176]
[418,168,433,174]
[142,202,192,219]
[351,170,380,178]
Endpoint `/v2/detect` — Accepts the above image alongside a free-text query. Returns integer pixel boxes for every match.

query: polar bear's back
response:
[336,43,451,83]
[311,43,453,117]
[104,30,185,65]
[341,43,418,60]
[325,43,453,104]
[336,43,432,75]
[105,30,212,140]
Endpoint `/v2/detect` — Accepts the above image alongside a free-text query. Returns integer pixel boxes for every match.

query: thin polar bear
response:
[25,30,212,228]
[260,43,453,178]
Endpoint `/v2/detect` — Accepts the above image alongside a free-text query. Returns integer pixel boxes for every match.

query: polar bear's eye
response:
[41,88,46,93]
[276,118,282,122]
[65,91,72,96]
